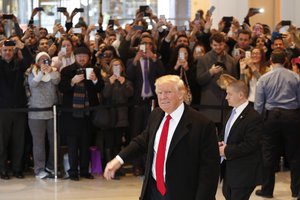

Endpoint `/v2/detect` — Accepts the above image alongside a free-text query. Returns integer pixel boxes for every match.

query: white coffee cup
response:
[85,68,93,80]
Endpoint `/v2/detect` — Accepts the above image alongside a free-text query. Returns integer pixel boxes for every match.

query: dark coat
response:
[221,104,263,187]
[58,63,104,135]
[102,77,134,127]
[119,105,220,200]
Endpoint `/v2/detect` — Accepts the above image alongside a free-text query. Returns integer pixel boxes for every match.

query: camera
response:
[43,59,51,65]
[3,40,16,46]
[36,7,44,11]
[76,68,86,75]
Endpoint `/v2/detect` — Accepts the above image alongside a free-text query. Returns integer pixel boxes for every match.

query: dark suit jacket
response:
[119,104,220,200]
[221,104,263,188]
[126,58,165,104]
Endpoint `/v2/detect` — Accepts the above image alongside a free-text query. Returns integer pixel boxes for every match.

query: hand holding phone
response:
[208,6,216,14]
[139,44,146,53]
[113,65,121,77]
[179,52,185,60]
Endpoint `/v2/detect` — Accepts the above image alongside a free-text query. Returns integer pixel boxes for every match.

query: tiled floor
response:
[0,171,296,200]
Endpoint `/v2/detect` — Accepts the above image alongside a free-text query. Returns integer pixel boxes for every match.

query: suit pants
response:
[222,178,255,200]
[260,109,300,196]
[0,112,25,172]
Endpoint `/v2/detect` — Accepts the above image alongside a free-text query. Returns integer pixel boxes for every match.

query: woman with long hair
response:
[239,47,270,104]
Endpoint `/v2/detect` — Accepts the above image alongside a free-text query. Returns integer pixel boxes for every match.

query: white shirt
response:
[151,103,184,180]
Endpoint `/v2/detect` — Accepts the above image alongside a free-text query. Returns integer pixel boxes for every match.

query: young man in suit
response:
[219,80,263,200]
[104,75,220,200]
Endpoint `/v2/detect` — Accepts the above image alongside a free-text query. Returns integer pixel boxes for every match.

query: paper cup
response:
[85,68,93,80]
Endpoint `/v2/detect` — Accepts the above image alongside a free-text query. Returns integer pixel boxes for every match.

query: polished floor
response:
[0,171,296,200]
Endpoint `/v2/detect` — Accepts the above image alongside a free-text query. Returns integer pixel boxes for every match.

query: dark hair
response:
[101,45,119,59]
[237,29,252,39]
[58,37,74,52]
[168,44,193,72]
[210,32,226,44]
[271,49,287,64]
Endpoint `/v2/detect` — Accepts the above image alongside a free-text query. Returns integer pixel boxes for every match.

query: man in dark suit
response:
[104,75,220,200]
[219,80,263,200]
[126,34,165,175]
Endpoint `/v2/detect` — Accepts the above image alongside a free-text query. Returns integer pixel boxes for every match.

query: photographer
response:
[0,37,33,179]
[58,46,104,181]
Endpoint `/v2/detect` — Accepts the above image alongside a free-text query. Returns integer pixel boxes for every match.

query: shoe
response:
[69,174,79,181]
[80,173,94,179]
[45,168,55,175]
[13,172,24,179]
[35,171,49,179]
[255,189,273,198]
[0,171,10,180]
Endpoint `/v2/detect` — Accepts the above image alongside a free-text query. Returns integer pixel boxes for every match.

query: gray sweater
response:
[28,70,60,119]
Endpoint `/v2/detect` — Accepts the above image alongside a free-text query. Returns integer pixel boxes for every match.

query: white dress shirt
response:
[151,103,184,180]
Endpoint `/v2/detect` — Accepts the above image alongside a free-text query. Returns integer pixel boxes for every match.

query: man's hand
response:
[104,158,122,180]
[71,74,84,86]
[219,141,226,157]
[209,64,223,75]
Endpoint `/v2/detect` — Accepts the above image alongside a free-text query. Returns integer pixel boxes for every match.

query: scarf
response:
[72,81,89,118]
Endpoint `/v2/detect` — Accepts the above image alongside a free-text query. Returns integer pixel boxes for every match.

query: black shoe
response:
[0,171,10,180]
[69,174,79,181]
[255,190,273,198]
[13,172,24,179]
[80,173,94,179]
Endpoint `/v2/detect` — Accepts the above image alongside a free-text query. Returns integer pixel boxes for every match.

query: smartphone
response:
[113,65,121,77]
[108,19,114,28]
[36,7,44,11]
[223,16,233,22]
[73,28,82,34]
[177,25,186,31]
[4,40,16,46]
[245,51,251,59]
[215,61,226,69]
[139,44,146,53]
[179,52,185,60]
[140,5,150,16]
[74,8,84,12]
[195,46,202,53]
[195,13,200,20]
[2,14,13,20]
[61,47,67,54]
[208,6,216,14]
[55,19,61,24]
[57,7,67,12]
[281,20,291,26]
[159,15,166,21]
[133,25,144,31]
[233,49,240,57]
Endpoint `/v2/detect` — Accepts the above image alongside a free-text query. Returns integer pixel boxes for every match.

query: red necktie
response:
[155,115,172,196]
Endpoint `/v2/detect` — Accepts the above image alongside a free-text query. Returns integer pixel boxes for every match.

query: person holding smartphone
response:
[52,38,76,72]
[101,58,134,179]
[168,44,200,106]
[126,35,165,176]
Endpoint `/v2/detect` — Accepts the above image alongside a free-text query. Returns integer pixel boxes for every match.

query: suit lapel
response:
[227,104,251,142]
[167,105,190,159]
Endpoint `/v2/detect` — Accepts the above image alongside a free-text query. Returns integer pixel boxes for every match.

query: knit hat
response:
[35,52,50,63]
[74,46,91,57]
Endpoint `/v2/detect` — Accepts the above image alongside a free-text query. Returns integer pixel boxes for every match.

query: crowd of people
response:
[1,6,300,200]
